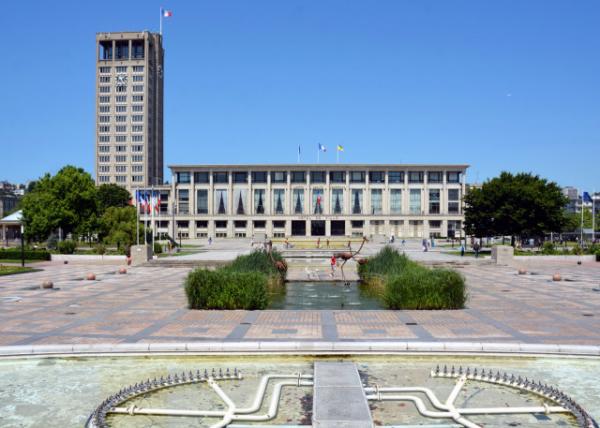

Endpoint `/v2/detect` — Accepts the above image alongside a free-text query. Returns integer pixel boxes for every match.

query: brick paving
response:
[0,257,599,346]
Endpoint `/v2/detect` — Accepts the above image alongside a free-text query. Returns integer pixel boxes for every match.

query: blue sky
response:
[1,0,599,189]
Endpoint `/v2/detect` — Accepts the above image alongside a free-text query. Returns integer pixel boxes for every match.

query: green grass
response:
[0,259,45,264]
[0,265,38,276]
[359,246,467,310]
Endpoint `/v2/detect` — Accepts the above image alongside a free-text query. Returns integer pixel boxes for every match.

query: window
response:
[291,171,306,183]
[428,171,443,183]
[132,155,143,162]
[331,189,344,214]
[99,155,110,162]
[132,135,143,142]
[115,145,126,152]
[98,136,110,143]
[132,165,143,172]
[99,165,110,173]
[312,188,324,214]
[98,115,110,123]
[99,96,110,103]
[115,115,126,123]
[447,220,462,238]
[254,189,266,214]
[115,125,126,132]
[196,220,208,228]
[273,220,285,228]
[369,171,385,183]
[99,86,110,93]
[370,189,382,214]
[132,75,144,82]
[389,171,404,183]
[233,171,248,183]
[131,175,143,183]
[233,189,248,215]
[293,189,304,214]
[213,172,228,183]
[132,105,143,112]
[251,171,267,183]
[253,220,266,229]
[310,171,326,183]
[99,125,110,133]
[116,66,127,73]
[408,171,424,183]
[116,105,127,112]
[115,135,126,142]
[99,76,110,83]
[115,165,127,172]
[132,144,143,152]
[116,86,126,93]
[214,190,228,214]
[429,189,440,214]
[215,220,227,228]
[351,220,364,228]
[234,221,247,229]
[133,85,144,92]
[429,220,442,228]
[409,189,421,214]
[132,95,143,102]
[197,190,208,214]
[273,189,285,214]
[116,95,127,103]
[99,66,111,74]
[99,105,110,113]
[99,175,109,183]
[330,171,345,183]
[132,115,143,122]
[133,66,144,73]
[132,125,143,132]
[447,172,461,183]
[448,189,460,214]
[271,171,287,183]
[116,175,126,183]
[351,189,363,214]
[177,172,191,184]
[177,189,189,214]
[350,171,365,183]
[177,221,189,229]
[194,172,209,183]
[390,189,402,214]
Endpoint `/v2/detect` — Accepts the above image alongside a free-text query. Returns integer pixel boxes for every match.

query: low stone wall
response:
[51,254,126,263]
[514,255,596,262]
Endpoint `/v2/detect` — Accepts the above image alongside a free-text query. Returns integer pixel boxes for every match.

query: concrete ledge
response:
[514,255,596,262]
[1,341,600,358]
[51,254,126,262]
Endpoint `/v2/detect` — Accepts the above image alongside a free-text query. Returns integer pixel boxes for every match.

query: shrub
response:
[571,245,583,255]
[358,245,410,278]
[95,244,106,255]
[185,269,268,310]
[57,240,77,254]
[153,242,163,254]
[0,249,51,261]
[541,241,556,255]
[225,249,284,276]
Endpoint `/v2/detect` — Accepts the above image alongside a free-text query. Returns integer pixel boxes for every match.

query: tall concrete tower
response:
[95,31,164,189]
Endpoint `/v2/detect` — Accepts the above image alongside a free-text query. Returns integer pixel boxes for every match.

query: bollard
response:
[86,273,96,281]
[41,280,54,289]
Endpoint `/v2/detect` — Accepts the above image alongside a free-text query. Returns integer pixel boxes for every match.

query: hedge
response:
[185,269,268,310]
[0,249,51,261]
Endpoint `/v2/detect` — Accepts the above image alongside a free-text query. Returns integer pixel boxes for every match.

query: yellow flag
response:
[337,145,344,152]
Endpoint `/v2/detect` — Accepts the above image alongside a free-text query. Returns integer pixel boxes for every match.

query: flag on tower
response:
[318,143,327,152]
[583,191,593,203]
[162,9,173,17]
[337,145,344,152]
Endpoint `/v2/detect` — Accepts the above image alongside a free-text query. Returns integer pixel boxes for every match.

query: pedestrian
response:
[326,239,330,248]
[330,254,337,277]
[208,236,212,245]
[347,240,352,250]
[284,237,289,249]
[473,241,480,258]
[317,238,321,249]
[460,243,465,257]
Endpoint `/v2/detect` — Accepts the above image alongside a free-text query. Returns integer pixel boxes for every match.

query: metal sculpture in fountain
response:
[334,236,368,284]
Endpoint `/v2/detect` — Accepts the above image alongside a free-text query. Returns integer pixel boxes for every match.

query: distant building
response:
[95,31,164,189]
[0,193,19,220]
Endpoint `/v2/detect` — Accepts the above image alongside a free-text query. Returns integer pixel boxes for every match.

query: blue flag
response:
[583,192,593,203]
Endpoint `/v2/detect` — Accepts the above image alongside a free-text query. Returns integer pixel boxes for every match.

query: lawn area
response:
[0,265,38,276]
[0,259,46,264]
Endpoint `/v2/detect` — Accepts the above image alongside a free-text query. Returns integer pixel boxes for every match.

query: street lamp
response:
[20,224,24,267]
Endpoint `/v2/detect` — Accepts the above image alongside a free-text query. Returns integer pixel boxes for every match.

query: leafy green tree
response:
[464,172,568,245]
[564,208,598,232]
[21,166,98,241]
[99,206,141,250]
[97,183,132,215]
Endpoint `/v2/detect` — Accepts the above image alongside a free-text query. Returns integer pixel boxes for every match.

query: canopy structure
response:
[0,210,22,246]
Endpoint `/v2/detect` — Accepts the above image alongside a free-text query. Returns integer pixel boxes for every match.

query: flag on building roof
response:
[337,145,344,152]
[583,191,592,203]
[318,143,327,152]
[163,9,173,17]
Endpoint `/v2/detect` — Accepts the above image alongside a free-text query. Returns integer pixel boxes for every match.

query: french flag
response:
[163,9,173,18]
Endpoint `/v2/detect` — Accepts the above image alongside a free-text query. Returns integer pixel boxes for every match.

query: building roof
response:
[0,210,22,224]
[168,163,470,169]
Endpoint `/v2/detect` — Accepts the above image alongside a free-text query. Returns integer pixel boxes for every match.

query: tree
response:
[463,172,568,245]
[21,166,98,241]
[564,208,598,232]
[99,206,141,250]
[97,184,131,215]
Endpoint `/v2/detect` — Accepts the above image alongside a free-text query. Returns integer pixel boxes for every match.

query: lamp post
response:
[20,224,24,267]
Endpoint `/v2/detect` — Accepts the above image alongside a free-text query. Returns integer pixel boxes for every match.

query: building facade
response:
[95,31,164,188]
[137,164,468,240]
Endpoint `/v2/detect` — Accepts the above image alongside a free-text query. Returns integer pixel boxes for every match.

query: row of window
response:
[98,85,145,93]
[176,170,461,184]
[167,219,454,229]
[98,144,144,152]
[98,125,145,133]
[99,41,146,61]
[99,66,144,74]
[99,75,144,83]
[98,115,144,123]
[99,95,144,103]
[176,188,461,216]
[98,175,144,183]
[98,155,144,163]
[98,135,144,144]
[98,165,144,173]
[98,105,144,113]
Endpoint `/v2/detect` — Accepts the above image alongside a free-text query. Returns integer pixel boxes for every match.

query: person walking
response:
[208,236,212,246]
[473,241,480,258]
[460,242,465,257]
[330,254,337,277]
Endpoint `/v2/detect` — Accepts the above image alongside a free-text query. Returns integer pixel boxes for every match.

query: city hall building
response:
[143,164,468,240]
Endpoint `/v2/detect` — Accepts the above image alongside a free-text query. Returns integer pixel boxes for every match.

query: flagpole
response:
[151,186,155,254]
[159,7,163,35]
[580,189,584,245]
[136,190,139,246]
[593,191,596,242]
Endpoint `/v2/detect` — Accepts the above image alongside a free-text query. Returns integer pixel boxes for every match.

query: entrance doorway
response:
[331,220,345,236]
[311,220,325,236]
[291,220,306,236]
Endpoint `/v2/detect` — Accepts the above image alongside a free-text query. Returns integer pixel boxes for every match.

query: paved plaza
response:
[1,240,599,348]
